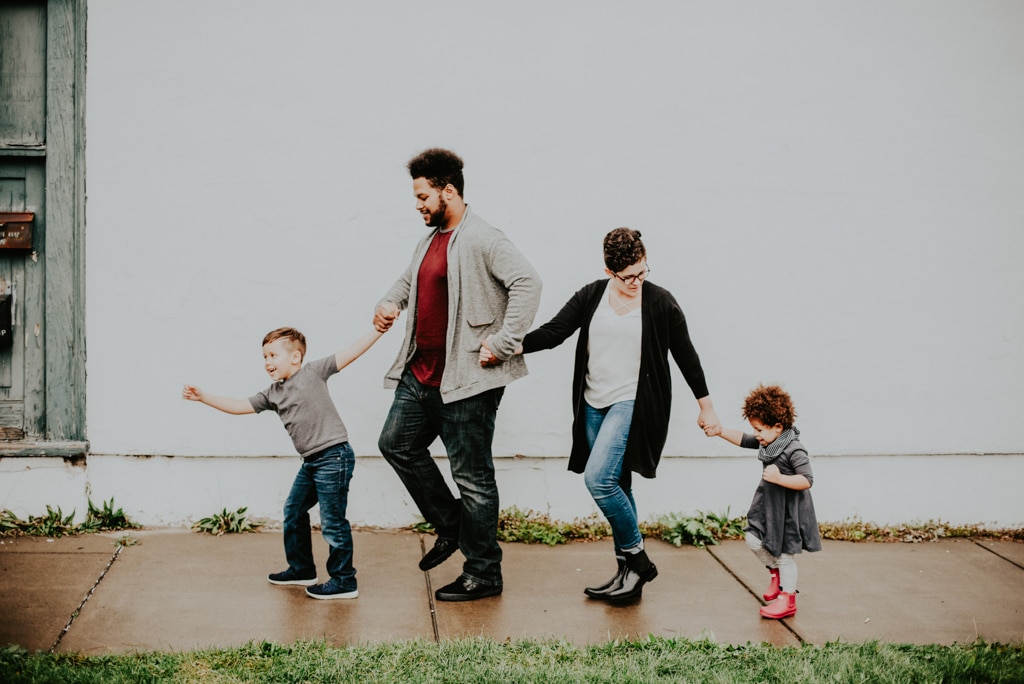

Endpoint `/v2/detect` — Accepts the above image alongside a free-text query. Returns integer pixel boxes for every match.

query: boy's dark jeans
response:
[283,441,356,587]
[379,369,504,586]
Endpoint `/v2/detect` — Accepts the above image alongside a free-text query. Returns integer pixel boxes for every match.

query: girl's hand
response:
[762,463,781,483]
[182,385,202,401]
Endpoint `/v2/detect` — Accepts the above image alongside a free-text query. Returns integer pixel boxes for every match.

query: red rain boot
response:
[763,568,781,601]
[760,591,797,619]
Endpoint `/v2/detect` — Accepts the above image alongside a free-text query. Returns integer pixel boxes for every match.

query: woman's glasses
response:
[612,264,651,285]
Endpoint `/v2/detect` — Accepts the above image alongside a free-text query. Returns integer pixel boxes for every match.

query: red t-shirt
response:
[409,230,453,387]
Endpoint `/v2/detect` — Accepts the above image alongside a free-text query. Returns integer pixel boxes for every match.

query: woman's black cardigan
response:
[522,279,710,479]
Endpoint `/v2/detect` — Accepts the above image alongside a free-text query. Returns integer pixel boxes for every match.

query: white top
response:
[584,280,642,409]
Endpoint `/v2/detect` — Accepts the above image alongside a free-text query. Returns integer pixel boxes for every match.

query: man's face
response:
[413,177,448,228]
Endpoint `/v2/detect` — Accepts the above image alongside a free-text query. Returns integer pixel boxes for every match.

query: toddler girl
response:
[712,384,821,619]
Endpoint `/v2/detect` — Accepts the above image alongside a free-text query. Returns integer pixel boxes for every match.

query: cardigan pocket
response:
[463,314,497,351]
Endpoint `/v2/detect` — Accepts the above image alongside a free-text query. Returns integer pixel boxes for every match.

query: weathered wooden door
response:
[0,0,85,448]
[0,161,46,439]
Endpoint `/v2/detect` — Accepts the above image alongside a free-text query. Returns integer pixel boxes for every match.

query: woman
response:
[481,227,720,601]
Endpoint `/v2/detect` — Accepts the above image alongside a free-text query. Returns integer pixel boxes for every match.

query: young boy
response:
[709,384,821,619]
[183,326,383,599]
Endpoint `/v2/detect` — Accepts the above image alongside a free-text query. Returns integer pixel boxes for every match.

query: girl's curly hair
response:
[741,384,797,429]
[603,227,646,274]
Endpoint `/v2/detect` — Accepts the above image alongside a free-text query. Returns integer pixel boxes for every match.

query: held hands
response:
[478,336,501,367]
[698,407,722,437]
[182,385,203,402]
[478,336,525,367]
[373,303,401,333]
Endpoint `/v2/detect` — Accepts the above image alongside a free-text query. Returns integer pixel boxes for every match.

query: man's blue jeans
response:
[379,369,504,586]
[282,441,356,588]
[583,400,642,553]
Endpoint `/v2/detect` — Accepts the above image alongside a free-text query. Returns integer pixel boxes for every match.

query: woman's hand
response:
[479,337,501,367]
[697,402,722,436]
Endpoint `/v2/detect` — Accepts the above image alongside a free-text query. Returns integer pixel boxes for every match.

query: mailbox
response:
[0,213,34,249]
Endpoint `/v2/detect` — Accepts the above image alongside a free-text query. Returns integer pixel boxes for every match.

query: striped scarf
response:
[758,427,800,464]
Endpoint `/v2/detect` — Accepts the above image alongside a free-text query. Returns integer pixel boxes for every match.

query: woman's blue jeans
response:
[378,369,504,586]
[282,442,356,588]
[583,400,642,553]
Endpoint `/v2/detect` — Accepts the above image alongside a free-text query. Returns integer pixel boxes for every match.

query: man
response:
[374,148,541,601]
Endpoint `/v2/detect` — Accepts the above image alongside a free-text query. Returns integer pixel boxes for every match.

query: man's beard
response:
[426,196,448,228]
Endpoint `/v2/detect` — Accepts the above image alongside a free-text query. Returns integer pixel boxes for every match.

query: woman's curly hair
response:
[603,227,646,274]
[741,384,797,429]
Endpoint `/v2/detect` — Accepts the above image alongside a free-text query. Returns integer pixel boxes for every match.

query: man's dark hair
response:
[603,227,646,273]
[408,148,465,196]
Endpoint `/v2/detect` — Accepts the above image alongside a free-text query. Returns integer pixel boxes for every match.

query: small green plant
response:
[116,534,139,547]
[192,507,262,536]
[81,497,141,533]
[648,509,747,548]
[0,509,22,536]
[0,505,79,538]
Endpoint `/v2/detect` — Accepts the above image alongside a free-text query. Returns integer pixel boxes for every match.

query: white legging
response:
[746,532,797,593]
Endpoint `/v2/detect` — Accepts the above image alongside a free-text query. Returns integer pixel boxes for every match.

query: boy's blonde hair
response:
[263,327,306,361]
[742,384,797,430]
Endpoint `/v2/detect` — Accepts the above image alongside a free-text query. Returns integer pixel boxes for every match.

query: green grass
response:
[1,638,1022,683]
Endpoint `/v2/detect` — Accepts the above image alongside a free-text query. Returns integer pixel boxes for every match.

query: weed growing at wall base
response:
[415,508,1022,548]
[192,506,263,535]
[0,498,139,538]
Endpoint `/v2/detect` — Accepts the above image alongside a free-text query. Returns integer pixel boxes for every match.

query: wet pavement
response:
[1,529,1021,654]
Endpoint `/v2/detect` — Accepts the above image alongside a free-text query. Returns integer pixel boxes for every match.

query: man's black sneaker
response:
[306,578,358,600]
[419,536,459,571]
[267,568,318,586]
[435,575,502,602]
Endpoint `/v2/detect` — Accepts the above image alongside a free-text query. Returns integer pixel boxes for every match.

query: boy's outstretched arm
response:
[335,329,385,371]
[182,385,255,415]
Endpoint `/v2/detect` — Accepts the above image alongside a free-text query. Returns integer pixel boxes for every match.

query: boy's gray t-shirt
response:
[249,355,348,457]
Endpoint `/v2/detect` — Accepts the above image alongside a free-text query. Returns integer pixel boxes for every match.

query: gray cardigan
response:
[378,206,542,403]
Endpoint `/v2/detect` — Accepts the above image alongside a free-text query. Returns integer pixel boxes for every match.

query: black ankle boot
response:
[605,550,658,601]
[584,557,627,599]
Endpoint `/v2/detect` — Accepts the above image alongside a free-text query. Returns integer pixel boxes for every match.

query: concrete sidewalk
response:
[1,529,1022,654]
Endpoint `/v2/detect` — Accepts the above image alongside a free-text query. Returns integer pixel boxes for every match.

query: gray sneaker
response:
[268,568,318,586]
[306,577,358,600]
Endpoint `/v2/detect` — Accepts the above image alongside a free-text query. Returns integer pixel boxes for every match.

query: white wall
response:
[57,1,1024,526]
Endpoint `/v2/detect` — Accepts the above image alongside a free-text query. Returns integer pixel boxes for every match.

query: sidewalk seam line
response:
[49,541,125,654]
[971,538,1024,572]
[704,546,805,645]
